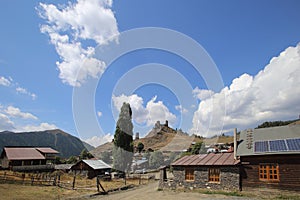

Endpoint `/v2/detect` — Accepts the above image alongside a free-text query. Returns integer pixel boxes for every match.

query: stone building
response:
[159,152,240,190]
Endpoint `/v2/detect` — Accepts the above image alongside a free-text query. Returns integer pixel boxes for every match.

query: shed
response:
[0,147,59,170]
[71,159,112,179]
[161,152,240,190]
[237,124,300,191]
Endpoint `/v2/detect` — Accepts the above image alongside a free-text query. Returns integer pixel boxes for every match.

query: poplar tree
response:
[113,102,134,173]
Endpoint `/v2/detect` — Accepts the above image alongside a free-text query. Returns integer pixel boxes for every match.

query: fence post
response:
[139,174,141,185]
[97,176,100,192]
[3,172,6,182]
[31,175,34,185]
[53,175,57,186]
[57,175,60,187]
[22,173,25,184]
[72,175,76,190]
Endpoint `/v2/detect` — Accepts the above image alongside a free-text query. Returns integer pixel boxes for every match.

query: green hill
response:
[0,129,94,158]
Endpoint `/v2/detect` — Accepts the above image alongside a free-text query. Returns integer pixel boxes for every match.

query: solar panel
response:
[254,141,269,152]
[286,138,300,151]
[269,140,287,152]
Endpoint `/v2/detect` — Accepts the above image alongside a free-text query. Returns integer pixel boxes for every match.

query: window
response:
[209,168,220,183]
[259,164,279,181]
[185,168,194,181]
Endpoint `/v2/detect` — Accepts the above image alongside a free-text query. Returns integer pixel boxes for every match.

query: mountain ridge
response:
[0,129,94,158]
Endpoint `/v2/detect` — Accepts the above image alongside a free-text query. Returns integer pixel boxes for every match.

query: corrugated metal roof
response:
[4,147,45,160]
[237,124,300,156]
[36,147,59,154]
[172,152,239,166]
[55,164,73,170]
[82,160,111,170]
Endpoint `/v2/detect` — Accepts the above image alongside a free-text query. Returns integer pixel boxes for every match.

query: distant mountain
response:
[0,129,94,158]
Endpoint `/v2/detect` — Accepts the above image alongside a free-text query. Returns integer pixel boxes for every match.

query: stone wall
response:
[159,166,240,191]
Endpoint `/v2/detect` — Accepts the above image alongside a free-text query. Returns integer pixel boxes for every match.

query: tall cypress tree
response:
[113,102,134,173]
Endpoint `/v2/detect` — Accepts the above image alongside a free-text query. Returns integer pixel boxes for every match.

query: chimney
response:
[234,128,237,160]
[165,120,168,127]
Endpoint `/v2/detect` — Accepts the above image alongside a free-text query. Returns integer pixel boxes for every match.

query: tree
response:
[100,151,112,164]
[149,151,164,169]
[144,151,151,160]
[137,142,144,153]
[113,102,134,173]
[79,149,93,160]
[165,152,180,166]
[53,156,65,164]
[256,120,296,129]
[191,142,203,154]
[66,156,78,164]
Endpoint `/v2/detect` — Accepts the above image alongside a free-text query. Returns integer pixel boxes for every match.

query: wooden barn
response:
[71,159,111,179]
[237,124,300,191]
[160,152,240,190]
[0,147,59,171]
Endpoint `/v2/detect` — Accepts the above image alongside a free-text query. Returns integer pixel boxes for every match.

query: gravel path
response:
[73,181,255,200]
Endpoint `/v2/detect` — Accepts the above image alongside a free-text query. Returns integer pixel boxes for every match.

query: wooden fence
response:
[0,171,57,186]
[0,171,154,194]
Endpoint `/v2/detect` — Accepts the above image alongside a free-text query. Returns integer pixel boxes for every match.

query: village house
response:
[71,159,112,179]
[0,147,59,171]
[160,152,240,190]
[237,124,300,191]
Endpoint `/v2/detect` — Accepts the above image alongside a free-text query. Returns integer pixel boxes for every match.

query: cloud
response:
[0,76,36,100]
[0,104,57,132]
[18,122,58,132]
[0,76,11,86]
[16,87,37,100]
[175,105,188,114]
[84,133,113,147]
[97,111,102,117]
[192,87,215,101]
[112,94,148,124]
[0,113,15,131]
[5,106,38,120]
[112,94,176,127]
[38,0,119,86]
[191,43,300,137]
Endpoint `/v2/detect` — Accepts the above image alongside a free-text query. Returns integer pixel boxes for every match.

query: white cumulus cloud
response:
[0,104,57,132]
[0,76,11,86]
[0,113,15,131]
[5,106,38,120]
[192,87,214,101]
[84,133,113,147]
[18,122,58,132]
[112,94,176,127]
[191,43,300,137]
[38,0,119,86]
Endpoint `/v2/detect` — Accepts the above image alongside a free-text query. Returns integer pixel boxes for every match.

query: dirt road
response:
[74,181,254,200]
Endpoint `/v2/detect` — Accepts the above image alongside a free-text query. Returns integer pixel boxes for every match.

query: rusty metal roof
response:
[172,152,239,166]
[36,147,59,154]
[4,147,45,160]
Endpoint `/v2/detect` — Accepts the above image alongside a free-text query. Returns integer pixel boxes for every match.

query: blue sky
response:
[0,0,300,147]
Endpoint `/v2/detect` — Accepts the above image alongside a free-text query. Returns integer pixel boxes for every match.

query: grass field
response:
[0,171,148,199]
